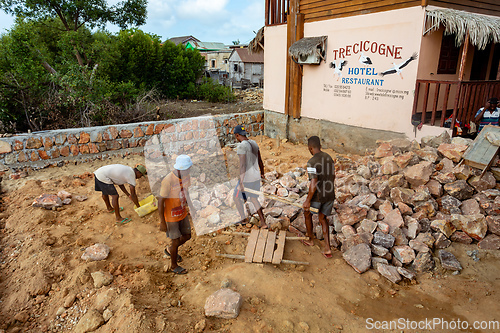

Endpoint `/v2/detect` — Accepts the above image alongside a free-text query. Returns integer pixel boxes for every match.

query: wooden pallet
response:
[461,125,500,177]
[218,229,309,265]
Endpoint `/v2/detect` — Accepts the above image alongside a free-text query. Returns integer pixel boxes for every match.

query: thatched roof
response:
[425,8,500,50]
[249,27,265,54]
[289,36,327,58]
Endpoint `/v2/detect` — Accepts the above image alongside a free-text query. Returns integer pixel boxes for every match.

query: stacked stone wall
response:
[0,111,264,170]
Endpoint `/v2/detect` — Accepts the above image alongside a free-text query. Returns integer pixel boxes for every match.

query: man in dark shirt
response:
[303,136,336,258]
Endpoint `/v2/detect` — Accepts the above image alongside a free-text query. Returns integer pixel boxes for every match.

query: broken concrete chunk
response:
[204,289,242,319]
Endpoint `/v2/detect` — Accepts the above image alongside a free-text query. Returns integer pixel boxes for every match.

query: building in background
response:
[228,48,264,89]
[259,0,500,153]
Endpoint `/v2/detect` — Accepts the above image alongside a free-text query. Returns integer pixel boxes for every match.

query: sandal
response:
[164,248,183,262]
[116,218,131,225]
[171,266,187,275]
[322,252,333,259]
[108,207,124,213]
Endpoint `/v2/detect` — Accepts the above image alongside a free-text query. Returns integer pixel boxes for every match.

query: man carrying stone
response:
[302,136,336,258]
[94,164,147,223]
[232,125,267,228]
[158,155,195,275]
[474,97,499,133]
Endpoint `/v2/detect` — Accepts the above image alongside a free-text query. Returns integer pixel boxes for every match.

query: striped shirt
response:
[475,107,500,132]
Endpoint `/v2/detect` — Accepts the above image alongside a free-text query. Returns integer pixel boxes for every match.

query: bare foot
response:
[260,223,268,229]
[301,237,314,246]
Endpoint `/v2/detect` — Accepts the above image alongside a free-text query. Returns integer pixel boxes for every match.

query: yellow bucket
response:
[134,195,158,217]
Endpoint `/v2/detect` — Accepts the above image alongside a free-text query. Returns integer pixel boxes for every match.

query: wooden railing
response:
[266,0,289,26]
[412,79,500,133]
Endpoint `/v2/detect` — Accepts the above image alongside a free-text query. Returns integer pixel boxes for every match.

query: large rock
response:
[377,264,402,283]
[81,243,110,261]
[342,243,372,274]
[373,231,395,248]
[486,216,500,236]
[336,204,368,225]
[438,250,462,271]
[415,232,435,248]
[451,214,487,240]
[74,309,105,333]
[421,131,451,148]
[368,178,390,198]
[387,174,406,188]
[409,239,430,252]
[205,289,242,319]
[468,173,496,192]
[360,219,378,234]
[453,164,473,180]
[392,245,415,264]
[437,144,468,162]
[450,231,473,244]
[383,209,404,233]
[478,234,500,250]
[375,142,395,158]
[390,188,414,205]
[395,152,416,168]
[279,174,297,188]
[32,194,63,209]
[434,172,456,184]
[430,220,456,238]
[460,199,481,215]
[412,252,435,273]
[426,179,443,197]
[437,195,462,214]
[404,161,433,188]
[443,180,474,200]
[414,147,439,163]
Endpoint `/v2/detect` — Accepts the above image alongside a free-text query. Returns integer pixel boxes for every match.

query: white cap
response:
[174,155,193,171]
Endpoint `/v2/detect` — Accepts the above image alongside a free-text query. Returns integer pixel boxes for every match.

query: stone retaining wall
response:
[0,111,264,171]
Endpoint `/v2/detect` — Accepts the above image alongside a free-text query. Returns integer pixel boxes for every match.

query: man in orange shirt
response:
[158,155,194,274]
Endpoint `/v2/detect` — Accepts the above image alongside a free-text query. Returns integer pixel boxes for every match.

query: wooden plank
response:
[301,0,419,19]
[440,83,451,127]
[431,83,440,126]
[263,231,277,263]
[272,230,287,264]
[244,229,260,263]
[253,229,269,263]
[422,82,430,124]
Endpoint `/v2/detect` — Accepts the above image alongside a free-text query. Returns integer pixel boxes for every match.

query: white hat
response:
[174,155,193,170]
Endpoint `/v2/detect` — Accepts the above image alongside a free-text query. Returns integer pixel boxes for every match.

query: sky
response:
[0,0,265,45]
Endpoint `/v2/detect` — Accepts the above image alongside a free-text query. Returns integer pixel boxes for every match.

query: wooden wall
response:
[428,0,500,17]
[299,0,500,23]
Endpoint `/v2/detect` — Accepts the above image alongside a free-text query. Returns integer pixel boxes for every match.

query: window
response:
[224,59,228,64]
[437,33,461,75]
[211,59,216,68]
[233,64,239,72]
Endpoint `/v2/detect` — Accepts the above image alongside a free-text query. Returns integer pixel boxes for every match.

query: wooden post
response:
[451,31,470,136]
[292,13,305,119]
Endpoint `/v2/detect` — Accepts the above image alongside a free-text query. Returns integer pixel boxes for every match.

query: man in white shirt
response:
[94,164,147,223]
[233,125,267,228]
[475,97,499,133]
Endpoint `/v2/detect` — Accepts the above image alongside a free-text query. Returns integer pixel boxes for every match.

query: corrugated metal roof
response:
[167,35,200,45]
[232,48,264,63]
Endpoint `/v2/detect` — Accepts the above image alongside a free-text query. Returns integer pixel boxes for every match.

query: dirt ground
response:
[1,136,500,333]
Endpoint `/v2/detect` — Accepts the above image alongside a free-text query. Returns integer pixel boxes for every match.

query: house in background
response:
[228,48,264,88]
[166,35,200,46]
[260,0,500,154]
[204,49,233,84]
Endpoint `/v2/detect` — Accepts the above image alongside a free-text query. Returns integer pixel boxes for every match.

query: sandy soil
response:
[0,136,499,333]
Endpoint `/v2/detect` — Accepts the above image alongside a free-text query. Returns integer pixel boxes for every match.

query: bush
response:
[192,78,236,103]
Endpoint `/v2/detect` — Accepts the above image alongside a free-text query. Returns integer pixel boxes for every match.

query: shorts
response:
[95,177,118,196]
[310,201,334,216]
[234,180,260,201]
[165,216,191,240]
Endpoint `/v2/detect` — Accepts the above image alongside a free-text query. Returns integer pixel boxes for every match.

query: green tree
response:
[0,0,147,67]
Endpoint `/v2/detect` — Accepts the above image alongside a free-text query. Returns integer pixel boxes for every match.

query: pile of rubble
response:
[236,132,500,284]
[234,88,263,104]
